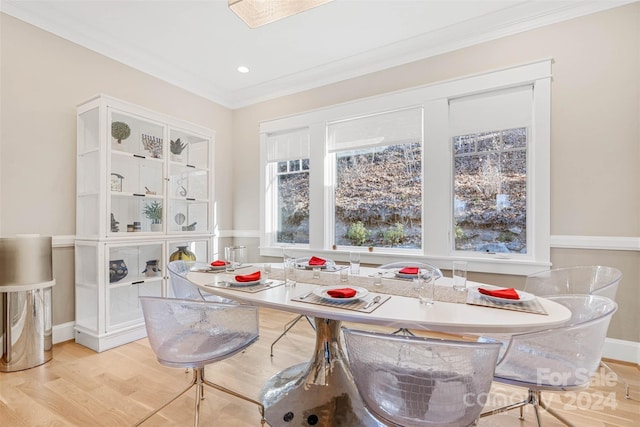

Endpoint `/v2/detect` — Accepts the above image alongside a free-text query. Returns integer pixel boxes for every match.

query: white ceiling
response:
[1,0,632,108]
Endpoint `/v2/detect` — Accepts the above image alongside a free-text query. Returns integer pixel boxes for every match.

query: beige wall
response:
[232,3,640,342]
[0,13,233,324]
[1,4,638,345]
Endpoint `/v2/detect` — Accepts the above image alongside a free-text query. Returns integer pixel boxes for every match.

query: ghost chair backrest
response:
[167,260,233,303]
[344,328,501,427]
[524,266,622,301]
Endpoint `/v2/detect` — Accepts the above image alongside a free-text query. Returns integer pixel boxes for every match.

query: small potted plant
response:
[170,138,188,161]
[143,201,163,231]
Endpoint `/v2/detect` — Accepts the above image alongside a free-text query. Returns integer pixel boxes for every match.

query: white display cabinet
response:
[75,95,215,352]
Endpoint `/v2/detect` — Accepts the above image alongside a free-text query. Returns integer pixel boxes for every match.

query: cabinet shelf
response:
[110,192,164,199]
[109,275,164,288]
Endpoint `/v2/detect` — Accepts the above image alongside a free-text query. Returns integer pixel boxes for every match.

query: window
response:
[260,60,551,275]
[264,129,310,244]
[328,107,423,249]
[449,86,532,255]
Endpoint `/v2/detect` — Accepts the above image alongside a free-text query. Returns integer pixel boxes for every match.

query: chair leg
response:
[482,388,580,427]
[539,393,576,427]
[601,360,632,399]
[391,328,415,336]
[529,390,543,427]
[480,396,528,418]
[135,367,265,426]
[270,314,304,356]
[194,369,203,427]
[202,376,266,425]
[134,370,198,426]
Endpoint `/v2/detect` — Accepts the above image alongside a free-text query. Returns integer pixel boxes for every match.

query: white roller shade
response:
[327,107,422,153]
[265,128,310,162]
[449,85,533,136]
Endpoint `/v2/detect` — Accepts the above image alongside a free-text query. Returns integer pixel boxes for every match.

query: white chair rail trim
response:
[55,234,640,251]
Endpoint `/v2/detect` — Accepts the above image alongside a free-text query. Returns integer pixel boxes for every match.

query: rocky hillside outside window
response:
[327,107,423,249]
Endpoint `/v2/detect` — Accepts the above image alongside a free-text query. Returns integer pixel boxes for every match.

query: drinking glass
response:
[416,273,435,305]
[224,246,236,272]
[349,251,361,275]
[261,263,271,279]
[452,261,468,292]
[339,269,349,282]
[312,267,321,279]
[284,258,296,287]
[372,272,382,287]
[224,246,246,271]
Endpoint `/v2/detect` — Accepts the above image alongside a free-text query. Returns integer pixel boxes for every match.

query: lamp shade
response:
[229,0,334,28]
[0,235,53,287]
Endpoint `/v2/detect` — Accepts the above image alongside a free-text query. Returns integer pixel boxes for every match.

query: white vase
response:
[150,223,162,232]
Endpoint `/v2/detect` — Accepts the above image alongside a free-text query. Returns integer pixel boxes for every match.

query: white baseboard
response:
[603,337,640,365]
[52,321,76,344]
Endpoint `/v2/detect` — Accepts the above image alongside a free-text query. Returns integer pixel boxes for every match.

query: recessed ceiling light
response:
[237,66,250,73]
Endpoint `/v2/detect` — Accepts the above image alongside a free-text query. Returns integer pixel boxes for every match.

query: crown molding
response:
[226,1,636,108]
[2,0,634,109]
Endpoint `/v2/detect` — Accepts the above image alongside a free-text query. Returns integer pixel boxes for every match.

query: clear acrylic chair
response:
[524,265,622,300]
[524,266,630,399]
[481,294,618,426]
[167,260,234,303]
[344,328,502,427]
[136,296,265,426]
[379,261,443,336]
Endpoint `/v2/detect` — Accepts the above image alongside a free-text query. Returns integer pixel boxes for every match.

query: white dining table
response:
[187,264,572,427]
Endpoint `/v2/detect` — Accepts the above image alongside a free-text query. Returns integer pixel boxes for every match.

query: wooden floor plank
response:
[0,307,637,426]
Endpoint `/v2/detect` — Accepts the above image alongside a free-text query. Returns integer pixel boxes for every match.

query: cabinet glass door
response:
[168,128,210,233]
[109,110,166,235]
[111,110,165,159]
[107,242,163,330]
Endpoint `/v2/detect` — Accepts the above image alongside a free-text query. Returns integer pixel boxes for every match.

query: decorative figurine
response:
[182,222,197,231]
[142,259,161,277]
[110,213,120,232]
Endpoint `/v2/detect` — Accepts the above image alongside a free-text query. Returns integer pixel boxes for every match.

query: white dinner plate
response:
[472,286,536,303]
[209,264,227,271]
[394,269,427,279]
[295,257,333,269]
[297,261,328,269]
[227,278,262,287]
[313,285,368,303]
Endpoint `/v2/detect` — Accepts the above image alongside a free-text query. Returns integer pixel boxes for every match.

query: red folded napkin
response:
[308,256,326,266]
[211,260,226,267]
[399,267,419,275]
[326,288,357,298]
[235,271,261,282]
[478,287,520,300]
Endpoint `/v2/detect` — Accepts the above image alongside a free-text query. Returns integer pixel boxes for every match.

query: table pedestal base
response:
[260,318,383,427]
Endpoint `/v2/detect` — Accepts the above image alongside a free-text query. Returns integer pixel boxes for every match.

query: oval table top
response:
[187,267,571,335]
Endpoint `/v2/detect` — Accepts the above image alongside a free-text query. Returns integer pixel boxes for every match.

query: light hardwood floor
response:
[1,307,638,426]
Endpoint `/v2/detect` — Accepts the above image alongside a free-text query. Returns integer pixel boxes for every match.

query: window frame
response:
[260,60,551,275]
